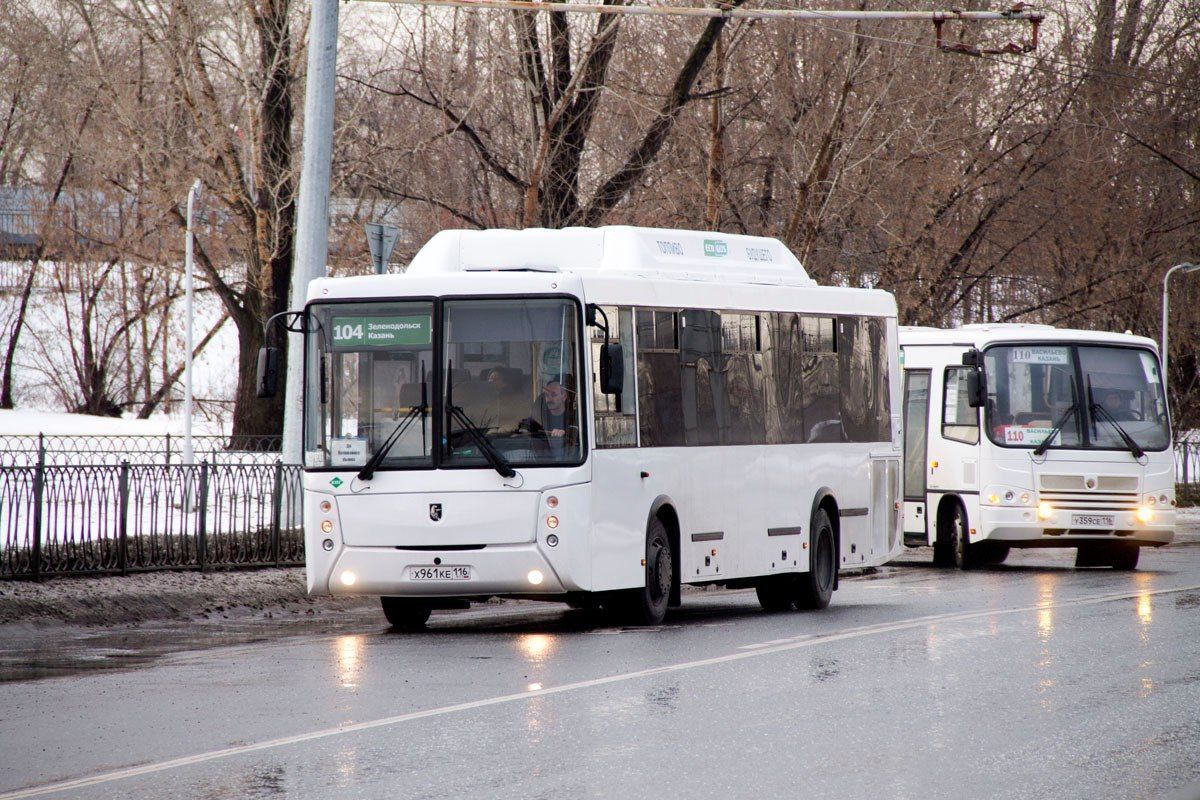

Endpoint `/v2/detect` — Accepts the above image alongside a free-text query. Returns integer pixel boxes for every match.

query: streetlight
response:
[1162,261,1200,400]
[184,179,203,466]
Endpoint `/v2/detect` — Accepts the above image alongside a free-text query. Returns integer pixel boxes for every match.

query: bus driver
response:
[521,375,577,455]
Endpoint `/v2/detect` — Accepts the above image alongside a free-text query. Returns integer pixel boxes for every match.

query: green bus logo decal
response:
[703,239,729,258]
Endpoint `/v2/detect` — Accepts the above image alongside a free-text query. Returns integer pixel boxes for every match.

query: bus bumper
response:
[320,543,570,597]
[979,506,1175,547]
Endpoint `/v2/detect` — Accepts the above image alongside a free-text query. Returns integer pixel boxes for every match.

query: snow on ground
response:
[0,408,226,437]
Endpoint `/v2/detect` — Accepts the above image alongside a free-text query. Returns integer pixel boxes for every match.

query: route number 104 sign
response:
[330,316,431,349]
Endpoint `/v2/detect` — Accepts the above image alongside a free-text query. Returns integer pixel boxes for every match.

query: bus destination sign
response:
[331,315,431,348]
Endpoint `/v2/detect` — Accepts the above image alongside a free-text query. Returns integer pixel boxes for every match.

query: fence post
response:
[30,434,45,581]
[118,460,130,575]
[197,460,209,572]
[165,432,171,467]
[270,459,283,566]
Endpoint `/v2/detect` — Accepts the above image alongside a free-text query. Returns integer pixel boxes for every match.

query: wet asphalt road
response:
[2,545,1200,800]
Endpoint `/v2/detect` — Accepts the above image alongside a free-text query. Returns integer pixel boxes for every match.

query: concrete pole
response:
[184,178,202,466]
[282,0,340,465]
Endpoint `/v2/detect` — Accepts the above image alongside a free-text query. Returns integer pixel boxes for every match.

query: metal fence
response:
[0,459,302,579]
[1179,440,1199,483]
[0,433,282,467]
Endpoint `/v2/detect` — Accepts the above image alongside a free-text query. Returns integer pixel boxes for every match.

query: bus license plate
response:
[409,566,472,581]
[1071,514,1114,528]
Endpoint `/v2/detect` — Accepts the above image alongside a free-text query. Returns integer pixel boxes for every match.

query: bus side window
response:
[591,306,636,447]
[942,367,980,444]
[636,309,685,447]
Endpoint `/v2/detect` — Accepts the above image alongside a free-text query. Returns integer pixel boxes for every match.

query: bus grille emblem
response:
[429,503,443,522]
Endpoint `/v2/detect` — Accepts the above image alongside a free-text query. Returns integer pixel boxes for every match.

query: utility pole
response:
[282,0,341,465]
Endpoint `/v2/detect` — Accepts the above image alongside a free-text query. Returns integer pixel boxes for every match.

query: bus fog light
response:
[546,534,559,547]
[322,538,334,551]
[1037,501,1053,520]
[546,495,559,508]
[527,569,544,585]
[320,520,334,533]
[1136,506,1153,523]
[546,515,559,529]
[340,570,357,586]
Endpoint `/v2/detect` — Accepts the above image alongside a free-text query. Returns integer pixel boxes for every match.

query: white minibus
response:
[261,226,903,628]
[899,324,1176,569]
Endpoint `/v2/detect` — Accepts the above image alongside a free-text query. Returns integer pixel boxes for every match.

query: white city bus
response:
[262,226,903,628]
[899,324,1176,570]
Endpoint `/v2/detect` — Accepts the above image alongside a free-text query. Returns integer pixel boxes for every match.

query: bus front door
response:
[903,370,931,545]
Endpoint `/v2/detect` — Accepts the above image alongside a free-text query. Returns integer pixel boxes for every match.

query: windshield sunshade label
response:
[331,316,431,348]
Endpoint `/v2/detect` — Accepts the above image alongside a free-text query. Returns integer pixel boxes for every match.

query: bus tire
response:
[795,509,836,610]
[756,576,795,612]
[381,597,432,630]
[933,506,955,568]
[949,502,977,570]
[616,517,673,625]
[1109,544,1140,571]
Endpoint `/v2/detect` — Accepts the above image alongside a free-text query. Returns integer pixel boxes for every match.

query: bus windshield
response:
[303,297,583,470]
[305,301,435,470]
[443,298,582,467]
[983,344,1170,452]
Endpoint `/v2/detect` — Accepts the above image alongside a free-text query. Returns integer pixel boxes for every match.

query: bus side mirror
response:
[600,343,624,395]
[256,347,281,398]
[966,369,986,408]
[961,348,983,367]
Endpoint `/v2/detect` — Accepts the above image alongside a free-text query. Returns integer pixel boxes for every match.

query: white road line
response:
[4,582,1197,800]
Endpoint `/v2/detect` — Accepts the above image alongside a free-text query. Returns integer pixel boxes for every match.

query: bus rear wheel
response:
[795,509,836,610]
[614,517,673,626]
[381,597,432,630]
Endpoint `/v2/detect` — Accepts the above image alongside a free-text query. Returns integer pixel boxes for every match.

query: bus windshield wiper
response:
[1089,401,1146,459]
[1032,402,1078,456]
[445,360,515,478]
[358,367,427,481]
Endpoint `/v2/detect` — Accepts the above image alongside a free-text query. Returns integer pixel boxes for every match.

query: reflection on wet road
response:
[3,545,1200,800]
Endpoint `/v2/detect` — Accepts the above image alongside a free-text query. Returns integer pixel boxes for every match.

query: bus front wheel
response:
[795,509,836,610]
[944,502,977,570]
[614,517,673,626]
[381,597,433,631]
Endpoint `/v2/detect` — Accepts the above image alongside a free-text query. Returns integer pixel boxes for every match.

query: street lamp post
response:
[1162,261,1200,404]
[184,179,203,466]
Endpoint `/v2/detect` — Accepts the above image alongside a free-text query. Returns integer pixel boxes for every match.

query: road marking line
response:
[5,582,1197,799]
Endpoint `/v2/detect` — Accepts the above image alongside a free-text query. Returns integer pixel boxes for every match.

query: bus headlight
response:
[1037,501,1053,519]
[1136,506,1154,524]
[527,569,544,585]
[340,570,357,586]
[984,486,1033,507]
